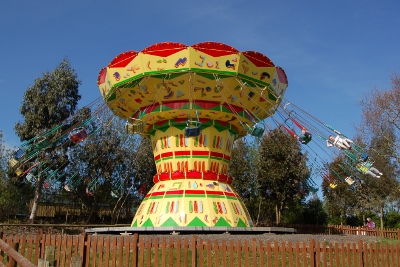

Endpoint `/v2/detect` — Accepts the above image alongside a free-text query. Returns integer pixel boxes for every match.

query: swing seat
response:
[185,120,202,137]
[310,187,319,193]
[345,176,355,185]
[43,182,50,189]
[15,168,23,177]
[185,126,201,137]
[70,128,88,144]
[8,157,19,168]
[64,184,72,192]
[250,126,264,137]
[300,132,312,144]
[26,173,36,183]
[361,153,369,162]
[125,120,145,135]
[13,147,25,160]
[86,187,93,196]
[35,138,51,150]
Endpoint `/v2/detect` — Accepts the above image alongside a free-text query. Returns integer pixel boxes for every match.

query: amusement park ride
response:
[97,42,288,228]
[9,42,381,233]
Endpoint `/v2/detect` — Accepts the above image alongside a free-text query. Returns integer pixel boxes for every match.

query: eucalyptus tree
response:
[14,59,81,222]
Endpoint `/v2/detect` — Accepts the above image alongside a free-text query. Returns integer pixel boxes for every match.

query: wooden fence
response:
[1,231,400,267]
[295,224,400,240]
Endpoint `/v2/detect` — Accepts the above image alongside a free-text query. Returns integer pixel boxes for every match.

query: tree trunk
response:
[255,198,262,226]
[380,205,384,229]
[275,204,281,225]
[111,196,123,225]
[29,175,45,223]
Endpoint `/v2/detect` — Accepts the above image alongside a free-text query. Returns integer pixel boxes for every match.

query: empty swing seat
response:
[125,121,144,135]
[345,176,355,185]
[70,128,88,144]
[26,173,36,183]
[13,147,25,160]
[9,157,19,168]
[34,138,51,150]
[185,126,201,137]
[310,187,319,193]
[64,184,73,192]
[250,126,264,137]
[185,120,201,137]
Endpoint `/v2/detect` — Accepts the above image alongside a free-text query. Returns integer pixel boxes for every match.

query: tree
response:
[256,128,311,225]
[358,74,400,228]
[229,138,261,224]
[302,197,328,225]
[359,73,400,162]
[14,59,81,222]
[0,131,7,180]
[64,108,156,224]
[360,131,399,228]
[0,131,33,221]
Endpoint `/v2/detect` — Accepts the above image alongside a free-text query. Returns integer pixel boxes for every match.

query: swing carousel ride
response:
[97,42,288,228]
[8,42,382,231]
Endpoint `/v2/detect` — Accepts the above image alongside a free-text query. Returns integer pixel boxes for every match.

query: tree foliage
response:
[0,131,34,221]
[303,197,328,225]
[15,59,81,140]
[63,108,156,224]
[229,138,261,224]
[356,74,400,227]
[13,58,81,222]
[359,73,400,162]
[256,128,311,225]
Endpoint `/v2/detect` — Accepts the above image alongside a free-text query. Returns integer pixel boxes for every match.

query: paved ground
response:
[137,233,385,246]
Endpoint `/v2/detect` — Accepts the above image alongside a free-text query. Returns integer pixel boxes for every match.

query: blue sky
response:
[1,1,399,153]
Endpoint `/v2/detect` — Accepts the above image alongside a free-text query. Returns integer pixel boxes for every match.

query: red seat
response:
[70,128,88,144]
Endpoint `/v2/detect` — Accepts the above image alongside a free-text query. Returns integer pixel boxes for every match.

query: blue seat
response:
[185,126,201,137]
[185,120,201,137]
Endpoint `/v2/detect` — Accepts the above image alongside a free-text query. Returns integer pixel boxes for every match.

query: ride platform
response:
[85,226,296,235]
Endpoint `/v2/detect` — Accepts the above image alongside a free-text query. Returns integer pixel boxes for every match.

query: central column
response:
[131,120,253,227]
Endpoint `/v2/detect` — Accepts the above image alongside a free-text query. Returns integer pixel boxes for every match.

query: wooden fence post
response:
[132,233,139,267]
[358,240,364,267]
[80,232,87,267]
[0,232,4,263]
[191,235,197,267]
[310,239,315,267]
[8,242,19,267]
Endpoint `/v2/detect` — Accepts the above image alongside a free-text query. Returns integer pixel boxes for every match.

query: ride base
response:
[85,226,296,235]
